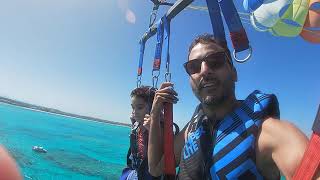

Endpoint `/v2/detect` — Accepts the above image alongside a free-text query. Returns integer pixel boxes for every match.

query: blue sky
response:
[0,0,319,136]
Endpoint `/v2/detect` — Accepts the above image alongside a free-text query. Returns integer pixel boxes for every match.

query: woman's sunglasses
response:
[183,52,229,75]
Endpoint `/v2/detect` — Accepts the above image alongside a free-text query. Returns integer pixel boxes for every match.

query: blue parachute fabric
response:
[311,1,320,10]
[243,0,264,12]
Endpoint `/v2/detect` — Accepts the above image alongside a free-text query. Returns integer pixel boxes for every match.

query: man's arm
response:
[0,146,22,180]
[148,82,184,176]
[257,117,308,179]
[148,118,187,176]
[148,104,164,176]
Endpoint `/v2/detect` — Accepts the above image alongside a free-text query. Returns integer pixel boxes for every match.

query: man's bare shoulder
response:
[259,117,308,146]
[257,117,308,178]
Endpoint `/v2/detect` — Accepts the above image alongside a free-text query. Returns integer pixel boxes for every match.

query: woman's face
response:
[131,96,149,123]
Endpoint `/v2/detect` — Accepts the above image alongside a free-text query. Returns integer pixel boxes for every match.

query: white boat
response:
[32,146,47,153]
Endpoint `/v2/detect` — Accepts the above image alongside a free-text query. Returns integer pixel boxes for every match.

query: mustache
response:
[198,77,219,90]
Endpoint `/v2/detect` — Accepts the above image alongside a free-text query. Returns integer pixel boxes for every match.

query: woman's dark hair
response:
[130,86,156,106]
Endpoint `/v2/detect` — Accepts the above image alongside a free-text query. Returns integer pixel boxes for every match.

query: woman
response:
[120,86,158,180]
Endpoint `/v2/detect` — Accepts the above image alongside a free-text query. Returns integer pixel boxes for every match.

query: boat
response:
[32,146,47,153]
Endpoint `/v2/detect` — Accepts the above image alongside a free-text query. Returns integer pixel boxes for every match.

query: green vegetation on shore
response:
[0,96,130,127]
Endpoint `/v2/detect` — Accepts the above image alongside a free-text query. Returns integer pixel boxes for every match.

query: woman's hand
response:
[130,114,135,125]
[143,114,151,131]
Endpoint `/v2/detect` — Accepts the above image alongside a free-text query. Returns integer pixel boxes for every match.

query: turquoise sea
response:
[0,103,130,180]
[0,103,287,180]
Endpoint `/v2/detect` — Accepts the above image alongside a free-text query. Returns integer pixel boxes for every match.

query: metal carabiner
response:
[165,61,171,82]
[152,70,160,88]
[152,76,159,88]
[149,5,159,28]
[136,75,142,88]
[165,72,171,82]
[233,46,252,63]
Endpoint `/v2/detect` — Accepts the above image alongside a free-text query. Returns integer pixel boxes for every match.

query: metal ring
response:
[136,75,142,88]
[233,46,252,63]
[152,69,160,77]
[152,76,159,88]
[165,72,171,82]
[152,70,160,88]
[165,62,170,72]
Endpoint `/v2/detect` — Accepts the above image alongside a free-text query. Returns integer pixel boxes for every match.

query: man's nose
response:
[199,61,212,76]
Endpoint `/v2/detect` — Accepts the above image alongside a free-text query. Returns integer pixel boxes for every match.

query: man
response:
[148,34,313,179]
[0,146,22,180]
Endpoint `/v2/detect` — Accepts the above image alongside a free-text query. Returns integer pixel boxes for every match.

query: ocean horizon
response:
[0,103,130,179]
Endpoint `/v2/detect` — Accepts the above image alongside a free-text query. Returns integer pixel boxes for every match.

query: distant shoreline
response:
[0,97,131,127]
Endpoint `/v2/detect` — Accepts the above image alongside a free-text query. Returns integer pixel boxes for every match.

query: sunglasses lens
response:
[186,60,201,75]
[185,52,226,75]
[206,53,225,69]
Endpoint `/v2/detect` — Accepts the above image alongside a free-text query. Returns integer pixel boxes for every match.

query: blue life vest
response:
[178,90,280,180]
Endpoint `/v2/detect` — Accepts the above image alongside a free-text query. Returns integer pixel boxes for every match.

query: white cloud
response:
[126,9,136,24]
[117,0,137,24]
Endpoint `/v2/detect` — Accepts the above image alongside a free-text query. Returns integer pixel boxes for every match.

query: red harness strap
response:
[163,103,175,179]
[137,128,148,160]
[293,105,320,180]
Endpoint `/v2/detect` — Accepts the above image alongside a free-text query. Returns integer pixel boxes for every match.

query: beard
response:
[202,94,226,107]
[191,76,234,107]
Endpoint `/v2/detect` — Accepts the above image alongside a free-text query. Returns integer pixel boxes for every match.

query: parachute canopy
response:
[300,0,320,43]
[270,0,310,37]
[245,0,319,42]
[249,0,309,36]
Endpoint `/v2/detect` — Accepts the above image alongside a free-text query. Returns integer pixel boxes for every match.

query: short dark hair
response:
[188,33,233,66]
[130,86,156,105]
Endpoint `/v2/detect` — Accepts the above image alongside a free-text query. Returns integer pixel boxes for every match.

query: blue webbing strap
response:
[153,20,164,71]
[162,16,171,80]
[218,0,250,52]
[136,40,146,87]
[205,0,226,43]
[138,41,145,76]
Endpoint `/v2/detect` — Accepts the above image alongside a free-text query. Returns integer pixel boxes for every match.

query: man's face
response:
[187,43,237,107]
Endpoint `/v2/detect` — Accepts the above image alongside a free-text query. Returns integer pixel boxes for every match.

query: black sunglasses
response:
[183,52,229,75]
